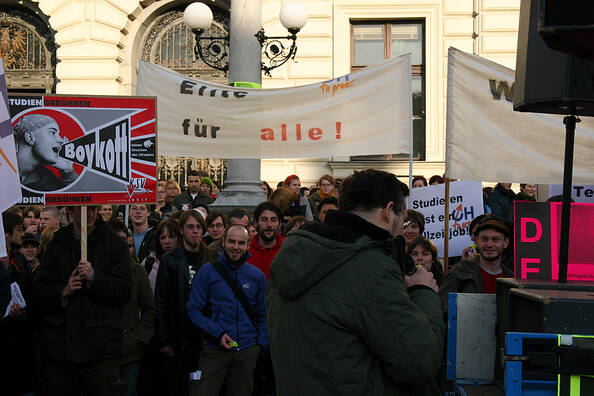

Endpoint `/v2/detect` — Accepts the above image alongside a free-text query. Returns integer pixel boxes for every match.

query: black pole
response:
[558,115,577,283]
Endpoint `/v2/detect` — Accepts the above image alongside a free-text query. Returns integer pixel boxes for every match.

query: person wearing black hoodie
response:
[154,210,210,396]
[33,206,132,396]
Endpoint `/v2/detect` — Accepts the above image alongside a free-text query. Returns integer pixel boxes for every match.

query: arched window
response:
[141,8,229,187]
[141,9,229,82]
[0,5,56,93]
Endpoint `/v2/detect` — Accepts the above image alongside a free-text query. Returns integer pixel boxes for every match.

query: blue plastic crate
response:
[504,332,557,396]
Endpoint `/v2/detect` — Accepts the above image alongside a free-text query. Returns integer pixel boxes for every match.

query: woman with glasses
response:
[155,181,178,220]
[308,174,335,220]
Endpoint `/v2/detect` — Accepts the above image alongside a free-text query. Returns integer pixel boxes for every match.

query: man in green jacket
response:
[266,169,444,396]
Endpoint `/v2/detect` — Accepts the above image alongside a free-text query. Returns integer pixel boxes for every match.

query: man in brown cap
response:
[438,217,512,311]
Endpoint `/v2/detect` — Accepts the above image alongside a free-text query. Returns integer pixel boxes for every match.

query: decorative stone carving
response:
[0,7,55,92]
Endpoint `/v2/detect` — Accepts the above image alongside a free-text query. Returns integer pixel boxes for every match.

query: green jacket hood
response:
[269,211,404,299]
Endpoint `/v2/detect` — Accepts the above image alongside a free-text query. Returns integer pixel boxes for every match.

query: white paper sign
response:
[3,282,26,318]
[409,181,484,257]
[548,185,594,204]
[0,217,6,258]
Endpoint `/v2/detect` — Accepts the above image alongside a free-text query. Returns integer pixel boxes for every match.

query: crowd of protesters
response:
[0,168,538,396]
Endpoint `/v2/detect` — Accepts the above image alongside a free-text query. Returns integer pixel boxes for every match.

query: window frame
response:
[350,20,426,161]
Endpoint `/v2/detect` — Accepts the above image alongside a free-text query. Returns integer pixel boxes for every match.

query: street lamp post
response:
[183,0,307,213]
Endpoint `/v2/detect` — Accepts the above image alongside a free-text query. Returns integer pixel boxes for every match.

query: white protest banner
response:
[409,181,484,257]
[137,55,412,159]
[446,48,594,184]
[548,185,594,203]
[0,60,21,211]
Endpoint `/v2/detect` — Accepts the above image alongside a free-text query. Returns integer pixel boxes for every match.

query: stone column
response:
[211,0,267,213]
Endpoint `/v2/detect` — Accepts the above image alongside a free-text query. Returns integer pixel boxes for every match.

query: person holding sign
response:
[438,218,512,312]
[1,212,36,396]
[33,205,133,396]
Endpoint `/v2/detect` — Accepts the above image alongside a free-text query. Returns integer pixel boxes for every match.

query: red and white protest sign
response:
[10,95,157,205]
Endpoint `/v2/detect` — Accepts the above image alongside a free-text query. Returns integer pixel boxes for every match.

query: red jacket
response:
[248,234,284,280]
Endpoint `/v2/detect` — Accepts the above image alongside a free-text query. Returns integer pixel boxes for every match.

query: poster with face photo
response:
[9,94,157,205]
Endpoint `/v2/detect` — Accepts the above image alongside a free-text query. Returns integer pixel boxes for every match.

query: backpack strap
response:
[211,261,257,330]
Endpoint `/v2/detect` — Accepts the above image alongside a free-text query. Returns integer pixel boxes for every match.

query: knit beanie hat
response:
[200,177,214,191]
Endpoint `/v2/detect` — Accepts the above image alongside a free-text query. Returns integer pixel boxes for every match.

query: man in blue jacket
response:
[186,224,268,396]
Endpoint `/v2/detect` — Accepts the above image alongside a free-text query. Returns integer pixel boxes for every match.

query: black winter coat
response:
[172,190,213,210]
[33,220,132,363]
[154,245,209,350]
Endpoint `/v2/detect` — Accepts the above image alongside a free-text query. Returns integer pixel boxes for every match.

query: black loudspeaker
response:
[537,0,594,61]
[513,0,594,116]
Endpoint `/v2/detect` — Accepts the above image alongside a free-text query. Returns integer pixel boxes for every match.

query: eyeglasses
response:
[209,223,225,229]
[320,183,332,187]
[184,224,203,230]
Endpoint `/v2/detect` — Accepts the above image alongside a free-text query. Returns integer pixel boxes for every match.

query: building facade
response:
[2,0,520,186]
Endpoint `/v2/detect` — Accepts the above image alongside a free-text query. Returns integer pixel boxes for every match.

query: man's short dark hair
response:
[187,170,200,179]
[206,212,226,227]
[339,169,409,214]
[254,201,283,223]
[228,208,249,223]
[106,219,130,238]
[318,196,338,211]
[429,175,443,185]
[2,211,23,235]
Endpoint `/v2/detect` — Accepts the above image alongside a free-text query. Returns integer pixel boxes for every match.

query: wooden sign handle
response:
[81,205,87,261]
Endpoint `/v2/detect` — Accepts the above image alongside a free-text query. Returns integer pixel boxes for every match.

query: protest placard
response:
[514,201,594,281]
[9,95,157,205]
[548,184,594,204]
[409,181,484,257]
